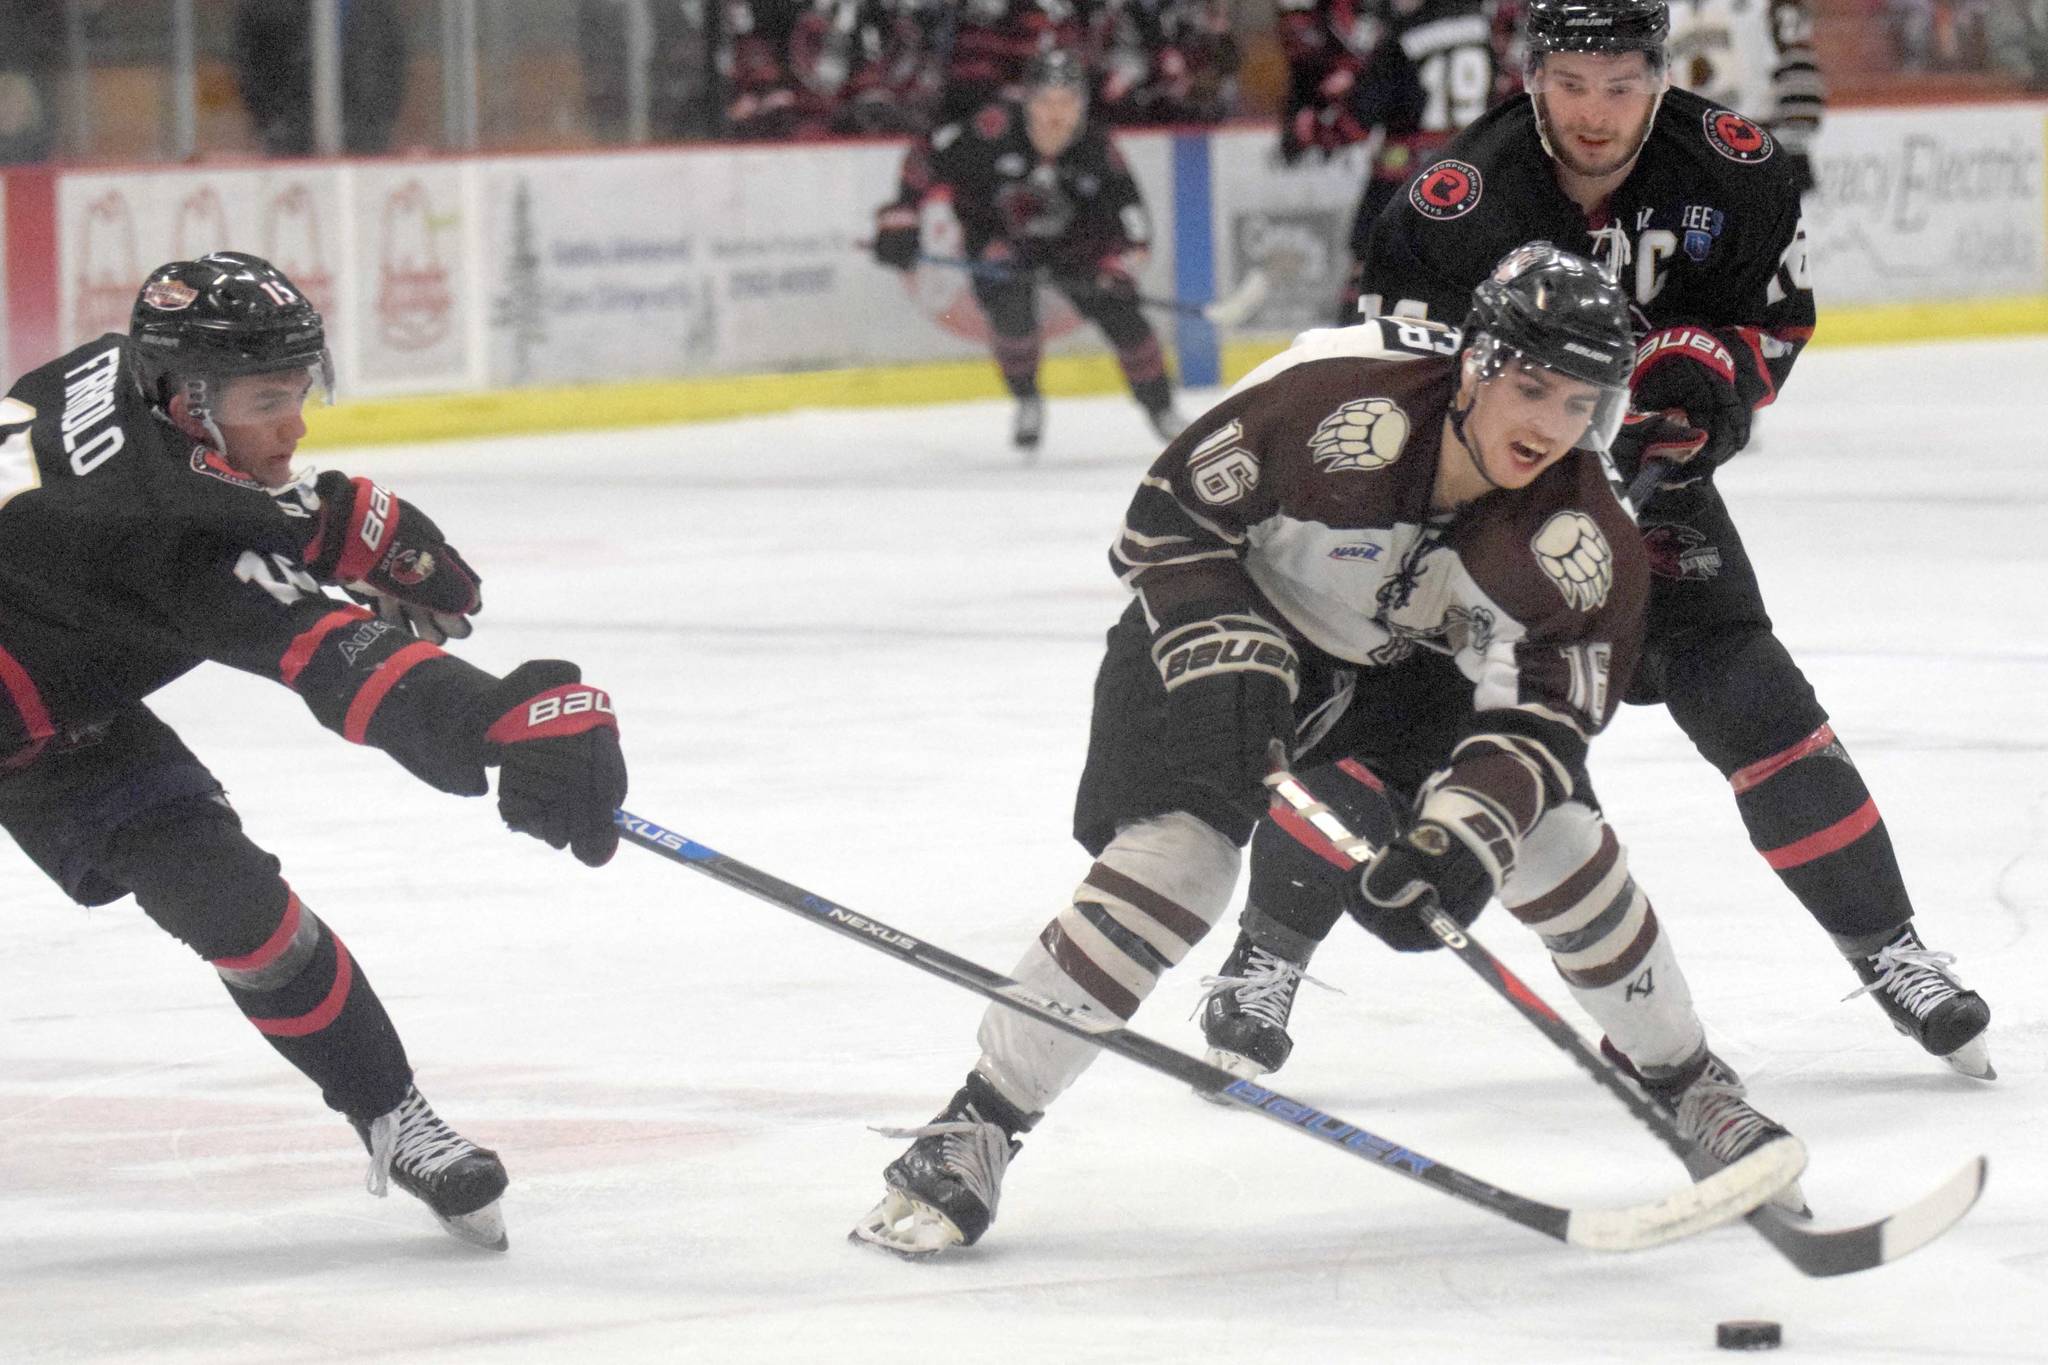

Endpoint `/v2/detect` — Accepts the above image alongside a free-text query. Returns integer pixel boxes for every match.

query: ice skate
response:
[1146,404,1189,443]
[1195,932,1325,1092]
[354,1085,509,1251]
[850,1074,1031,1259]
[1012,395,1046,457]
[1615,1043,1809,1218]
[1843,924,1994,1080]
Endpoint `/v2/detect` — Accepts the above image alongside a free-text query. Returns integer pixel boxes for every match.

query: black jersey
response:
[1361,85,1815,419]
[0,335,495,791]
[887,99,1152,268]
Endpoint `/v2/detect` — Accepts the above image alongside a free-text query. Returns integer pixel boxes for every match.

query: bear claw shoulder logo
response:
[1531,510,1614,610]
[1310,398,1411,473]
[1409,160,1484,220]
[1703,109,1774,164]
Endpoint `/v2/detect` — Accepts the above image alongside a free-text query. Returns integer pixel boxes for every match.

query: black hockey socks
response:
[208,888,413,1120]
[1728,723,1915,939]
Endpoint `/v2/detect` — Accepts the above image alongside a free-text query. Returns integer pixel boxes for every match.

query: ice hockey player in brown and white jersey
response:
[848,243,1804,1259]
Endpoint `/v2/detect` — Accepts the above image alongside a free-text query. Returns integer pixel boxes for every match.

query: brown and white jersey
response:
[1111,318,1648,827]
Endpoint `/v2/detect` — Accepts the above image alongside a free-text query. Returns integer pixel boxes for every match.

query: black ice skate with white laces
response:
[1842,924,1994,1080]
[1607,1042,1810,1219]
[1196,931,1328,1086]
[353,1086,509,1251]
[851,1073,1034,1258]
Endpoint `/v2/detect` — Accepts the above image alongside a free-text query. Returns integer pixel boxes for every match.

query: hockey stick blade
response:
[1201,269,1272,328]
[615,809,1787,1253]
[1264,770,1988,1276]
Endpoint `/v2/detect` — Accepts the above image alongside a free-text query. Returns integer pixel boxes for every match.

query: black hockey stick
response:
[614,808,1800,1253]
[910,251,1273,328]
[1265,771,1989,1277]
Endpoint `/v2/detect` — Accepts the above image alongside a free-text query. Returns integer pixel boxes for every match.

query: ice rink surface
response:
[2,336,2044,1363]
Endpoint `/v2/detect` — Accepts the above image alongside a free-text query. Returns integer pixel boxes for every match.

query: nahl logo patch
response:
[1309,398,1410,473]
[1531,510,1614,610]
[1703,108,1774,164]
[1409,160,1484,220]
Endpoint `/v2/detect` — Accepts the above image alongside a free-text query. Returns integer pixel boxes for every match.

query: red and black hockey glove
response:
[480,660,627,868]
[305,472,482,645]
[1349,820,1492,953]
[872,205,921,272]
[1626,326,1754,471]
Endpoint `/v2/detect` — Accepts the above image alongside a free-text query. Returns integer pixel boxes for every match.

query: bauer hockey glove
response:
[1627,326,1755,471]
[1153,614,1299,845]
[480,660,627,867]
[305,472,483,642]
[1350,820,1493,952]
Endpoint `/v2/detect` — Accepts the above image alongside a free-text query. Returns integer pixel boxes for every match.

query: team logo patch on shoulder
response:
[1531,510,1614,610]
[1703,109,1774,164]
[142,279,199,311]
[1309,398,1410,472]
[1409,160,1484,220]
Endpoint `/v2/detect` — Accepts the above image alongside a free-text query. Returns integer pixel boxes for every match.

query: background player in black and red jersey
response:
[0,253,628,1249]
[1277,0,1513,321]
[872,49,1185,454]
[1248,0,1991,1081]
[848,245,1802,1259]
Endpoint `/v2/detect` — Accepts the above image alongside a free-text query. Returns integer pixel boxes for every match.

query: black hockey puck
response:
[1716,1320,1782,1350]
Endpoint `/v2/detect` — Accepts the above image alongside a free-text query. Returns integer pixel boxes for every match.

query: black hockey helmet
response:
[130,251,332,417]
[1460,242,1634,450]
[1522,0,1670,65]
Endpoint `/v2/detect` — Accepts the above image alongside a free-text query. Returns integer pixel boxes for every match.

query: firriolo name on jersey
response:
[60,347,126,476]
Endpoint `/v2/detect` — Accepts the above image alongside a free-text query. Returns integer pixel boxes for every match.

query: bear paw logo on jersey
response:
[1309,398,1411,473]
[1408,160,1484,221]
[1531,510,1614,610]
[1703,109,1775,164]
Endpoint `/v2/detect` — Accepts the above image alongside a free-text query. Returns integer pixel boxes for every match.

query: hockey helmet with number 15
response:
[1460,242,1634,451]
[130,251,334,421]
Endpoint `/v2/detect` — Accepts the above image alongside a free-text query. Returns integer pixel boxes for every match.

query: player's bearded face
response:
[1459,355,1602,492]
[208,369,316,487]
[1026,86,1085,157]
[1529,51,1665,180]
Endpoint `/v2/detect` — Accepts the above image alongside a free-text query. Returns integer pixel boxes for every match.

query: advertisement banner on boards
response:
[351,162,474,393]
[1807,104,2047,304]
[56,165,352,366]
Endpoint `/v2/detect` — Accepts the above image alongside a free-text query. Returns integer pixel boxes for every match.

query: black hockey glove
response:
[305,473,482,642]
[1349,820,1492,952]
[480,660,627,867]
[872,204,921,272]
[1153,615,1299,845]
[1628,326,1753,471]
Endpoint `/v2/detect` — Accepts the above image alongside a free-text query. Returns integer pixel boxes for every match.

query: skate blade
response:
[1940,1034,1996,1081]
[435,1199,509,1252]
[848,1187,965,1260]
[1196,1048,1267,1105]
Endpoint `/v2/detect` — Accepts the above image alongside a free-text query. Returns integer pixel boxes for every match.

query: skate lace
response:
[1843,943,1964,1021]
[1675,1074,1780,1165]
[872,1115,1013,1220]
[364,1090,479,1198]
[1193,947,1335,1029]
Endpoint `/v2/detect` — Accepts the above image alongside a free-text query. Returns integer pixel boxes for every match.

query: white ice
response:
[3,337,2044,1364]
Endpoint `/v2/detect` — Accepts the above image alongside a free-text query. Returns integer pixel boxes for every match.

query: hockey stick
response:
[911,251,1272,328]
[614,808,1800,1254]
[1264,770,1989,1277]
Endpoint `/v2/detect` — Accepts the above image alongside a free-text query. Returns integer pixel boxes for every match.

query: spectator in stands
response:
[0,0,61,164]
[233,0,410,156]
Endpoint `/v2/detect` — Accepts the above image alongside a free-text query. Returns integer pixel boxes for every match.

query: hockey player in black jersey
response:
[0,252,629,1249]
[1206,0,1993,1082]
[871,49,1186,454]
